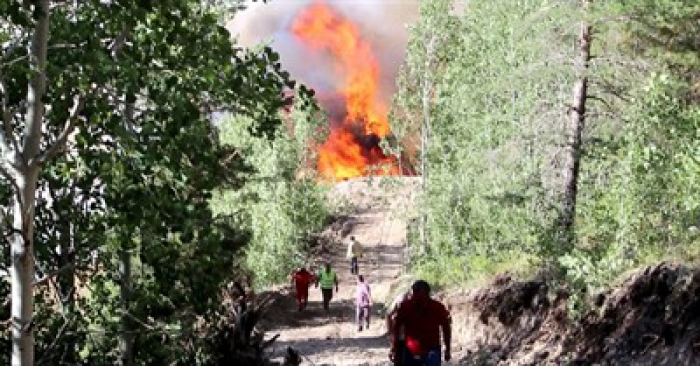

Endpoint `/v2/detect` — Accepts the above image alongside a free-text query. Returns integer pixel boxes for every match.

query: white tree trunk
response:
[10,173,39,366]
[11,1,50,365]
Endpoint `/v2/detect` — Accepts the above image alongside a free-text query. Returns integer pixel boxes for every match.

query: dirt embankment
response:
[446,262,700,366]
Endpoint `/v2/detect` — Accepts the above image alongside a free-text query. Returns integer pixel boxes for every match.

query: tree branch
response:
[34,315,75,365]
[33,263,76,287]
[1,33,27,64]
[2,44,88,69]
[109,28,131,59]
[32,94,85,169]
[587,94,615,113]
[0,162,16,185]
[28,26,134,170]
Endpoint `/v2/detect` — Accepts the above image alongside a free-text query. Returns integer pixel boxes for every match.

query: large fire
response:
[292,1,400,180]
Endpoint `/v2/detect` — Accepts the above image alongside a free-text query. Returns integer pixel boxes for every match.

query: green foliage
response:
[213,91,330,288]
[612,0,700,68]
[559,2,700,310]
[393,0,579,283]
[395,0,699,298]
[414,250,539,289]
[2,0,294,364]
[570,74,700,294]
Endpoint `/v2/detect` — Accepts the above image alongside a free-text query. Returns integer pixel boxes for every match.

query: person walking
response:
[390,280,451,366]
[316,262,338,311]
[290,266,314,311]
[355,275,373,331]
[346,236,364,275]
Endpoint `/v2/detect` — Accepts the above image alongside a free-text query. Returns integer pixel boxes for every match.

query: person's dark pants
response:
[402,348,441,366]
[350,256,358,274]
[356,305,370,329]
[321,288,333,310]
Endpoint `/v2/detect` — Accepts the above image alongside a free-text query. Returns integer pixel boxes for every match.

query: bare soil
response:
[445,262,700,365]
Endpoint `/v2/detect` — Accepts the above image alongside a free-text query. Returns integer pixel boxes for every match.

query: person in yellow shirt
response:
[316,262,339,311]
[346,236,364,275]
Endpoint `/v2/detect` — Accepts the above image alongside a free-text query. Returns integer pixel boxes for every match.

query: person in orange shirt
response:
[290,266,314,311]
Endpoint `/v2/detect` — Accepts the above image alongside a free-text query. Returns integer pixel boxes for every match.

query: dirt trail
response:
[266,177,420,366]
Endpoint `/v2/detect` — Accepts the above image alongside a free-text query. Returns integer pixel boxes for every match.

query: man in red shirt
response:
[391,280,451,366]
[290,267,314,311]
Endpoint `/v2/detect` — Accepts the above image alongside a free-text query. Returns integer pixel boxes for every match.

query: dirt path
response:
[266,178,419,366]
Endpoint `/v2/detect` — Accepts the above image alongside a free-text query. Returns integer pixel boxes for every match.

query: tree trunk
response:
[11,1,50,365]
[57,215,77,364]
[54,187,77,305]
[560,0,591,244]
[10,174,39,366]
[119,100,136,366]
[118,247,134,366]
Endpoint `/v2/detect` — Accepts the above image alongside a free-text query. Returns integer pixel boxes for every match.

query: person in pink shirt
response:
[356,275,373,331]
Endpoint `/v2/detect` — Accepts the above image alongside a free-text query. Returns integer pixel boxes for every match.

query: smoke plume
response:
[227,0,419,103]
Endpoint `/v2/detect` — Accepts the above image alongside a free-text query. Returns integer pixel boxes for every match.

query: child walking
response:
[355,275,372,331]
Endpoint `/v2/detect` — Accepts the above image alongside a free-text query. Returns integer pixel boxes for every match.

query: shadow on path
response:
[266,298,386,329]
[273,334,389,360]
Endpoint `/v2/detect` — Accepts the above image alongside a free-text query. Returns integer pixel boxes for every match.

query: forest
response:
[1,0,698,365]
[394,0,699,298]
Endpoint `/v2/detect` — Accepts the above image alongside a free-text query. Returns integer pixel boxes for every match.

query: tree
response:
[559,0,700,291]
[393,0,699,293]
[388,0,458,257]
[1,1,292,364]
[2,2,72,364]
[391,0,581,284]
[212,88,331,288]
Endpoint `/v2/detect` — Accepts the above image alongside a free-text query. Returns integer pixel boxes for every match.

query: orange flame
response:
[292,1,399,180]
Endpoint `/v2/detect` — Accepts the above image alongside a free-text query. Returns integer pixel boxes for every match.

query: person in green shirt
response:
[316,262,339,311]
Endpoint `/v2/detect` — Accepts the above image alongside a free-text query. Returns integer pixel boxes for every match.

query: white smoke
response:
[226,0,420,102]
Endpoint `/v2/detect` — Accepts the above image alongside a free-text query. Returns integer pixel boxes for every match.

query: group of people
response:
[290,236,370,328]
[289,259,342,312]
[289,236,452,366]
